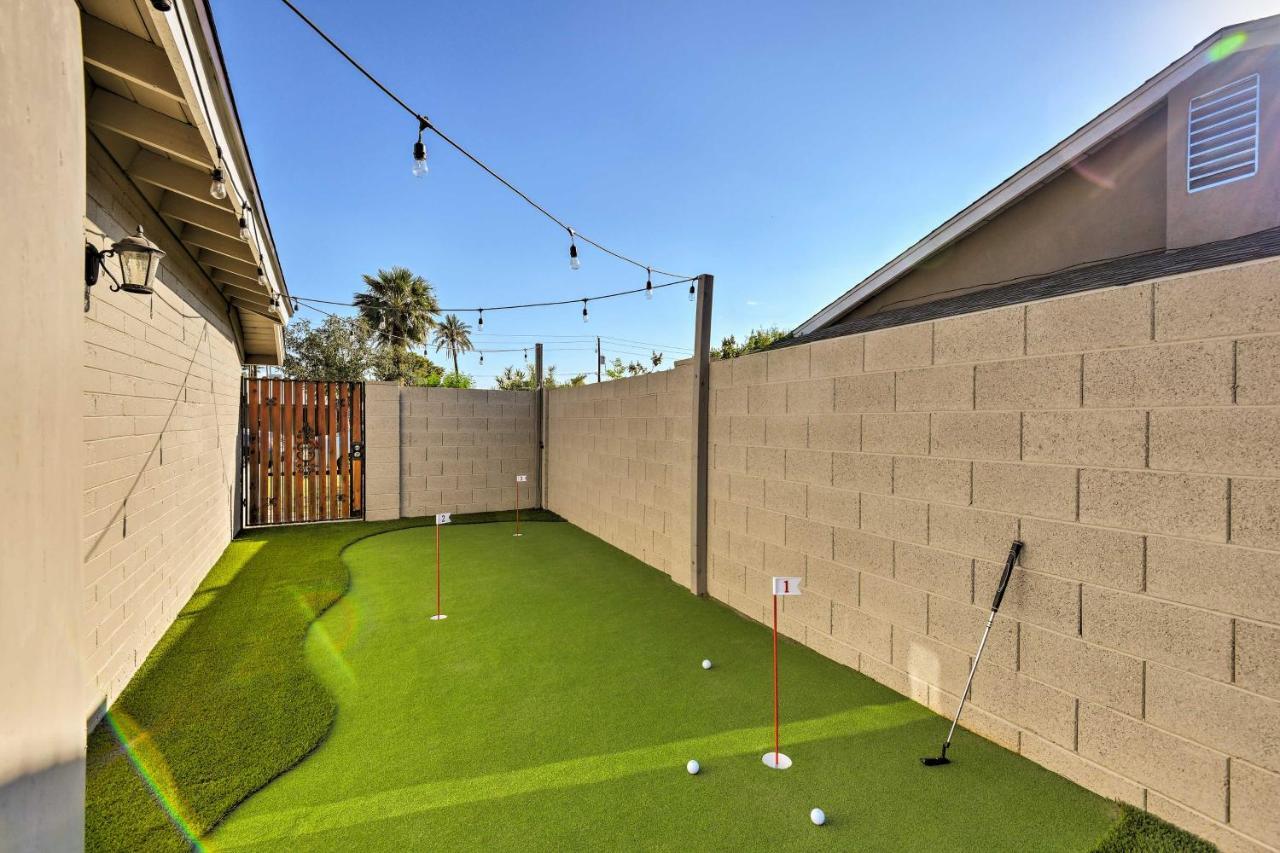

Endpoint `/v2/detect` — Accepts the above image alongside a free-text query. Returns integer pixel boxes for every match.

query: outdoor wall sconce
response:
[84,226,165,311]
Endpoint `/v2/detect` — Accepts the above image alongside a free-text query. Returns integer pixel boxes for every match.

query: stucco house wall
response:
[0,2,88,850]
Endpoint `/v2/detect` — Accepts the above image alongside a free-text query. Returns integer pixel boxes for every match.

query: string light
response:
[479,351,484,365]
[291,273,696,319]
[412,117,428,178]
[238,213,252,241]
[689,283,696,302]
[209,146,228,200]
[257,266,268,286]
[645,268,653,300]
[582,299,589,323]
[478,308,483,329]
[273,0,689,281]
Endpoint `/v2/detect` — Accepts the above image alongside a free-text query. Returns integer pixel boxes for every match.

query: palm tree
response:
[353,266,440,354]
[432,313,474,376]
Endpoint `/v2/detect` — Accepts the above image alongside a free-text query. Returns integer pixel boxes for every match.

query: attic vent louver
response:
[1188,73,1260,192]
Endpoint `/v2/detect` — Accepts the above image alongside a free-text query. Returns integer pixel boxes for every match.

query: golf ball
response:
[687,759,701,775]
[810,807,826,826]
[701,659,712,670]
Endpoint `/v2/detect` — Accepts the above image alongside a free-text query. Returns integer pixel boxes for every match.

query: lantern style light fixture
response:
[84,226,165,310]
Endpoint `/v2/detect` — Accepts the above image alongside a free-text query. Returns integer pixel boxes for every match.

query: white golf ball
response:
[810,807,826,826]
[701,659,712,670]
[686,759,701,775]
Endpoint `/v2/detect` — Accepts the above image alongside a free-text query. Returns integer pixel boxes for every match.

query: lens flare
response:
[104,711,204,850]
[1208,32,1247,63]
[288,586,358,687]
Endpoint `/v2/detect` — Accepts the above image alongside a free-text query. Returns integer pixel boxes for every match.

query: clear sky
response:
[212,0,1279,384]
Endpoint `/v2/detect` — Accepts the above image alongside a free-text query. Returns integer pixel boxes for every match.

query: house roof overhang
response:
[794,14,1280,336]
[81,0,291,363]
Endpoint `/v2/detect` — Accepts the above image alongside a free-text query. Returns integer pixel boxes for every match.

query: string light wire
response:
[273,0,690,279]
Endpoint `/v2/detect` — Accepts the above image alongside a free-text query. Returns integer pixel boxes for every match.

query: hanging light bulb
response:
[524,348,528,361]
[238,214,251,241]
[568,231,581,270]
[478,308,483,329]
[582,299,589,323]
[645,268,653,301]
[411,119,429,178]
[209,167,227,200]
[479,351,484,365]
[257,266,267,286]
[689,283,696,302]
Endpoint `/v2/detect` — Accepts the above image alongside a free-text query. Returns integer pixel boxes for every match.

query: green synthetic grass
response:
[88,517,1214,852]
[84,510,559,852]
[1093,807,1218,853]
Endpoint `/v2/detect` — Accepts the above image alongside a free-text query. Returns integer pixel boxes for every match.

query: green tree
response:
[432,314,474,375]
[372,349,444,386]
[493,364,582,390]
[282,316,378,381]
[353,266,440,355]
[713,326,789,359]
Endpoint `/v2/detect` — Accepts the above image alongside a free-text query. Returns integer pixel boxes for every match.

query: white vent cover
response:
[1188,74,1260,192]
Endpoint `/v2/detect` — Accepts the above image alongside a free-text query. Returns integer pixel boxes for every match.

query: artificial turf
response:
[87,517,1214,851]
[84,510,558,852]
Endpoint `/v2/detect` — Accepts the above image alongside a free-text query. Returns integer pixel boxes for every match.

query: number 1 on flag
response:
[772,576,802,596]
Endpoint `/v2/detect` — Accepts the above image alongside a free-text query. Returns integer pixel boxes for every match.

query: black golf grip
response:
[990,541,1025,612]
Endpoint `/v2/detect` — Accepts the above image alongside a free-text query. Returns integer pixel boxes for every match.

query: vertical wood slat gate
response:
[242,378,365,526]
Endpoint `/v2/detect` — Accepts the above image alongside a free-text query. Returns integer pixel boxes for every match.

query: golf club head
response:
[920,756,951,767]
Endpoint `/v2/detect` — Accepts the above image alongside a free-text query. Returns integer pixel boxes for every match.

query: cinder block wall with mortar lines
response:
[544,364,694,585]
[362,384,538,521]
[706,256,1280,853]
[82,151,243,721]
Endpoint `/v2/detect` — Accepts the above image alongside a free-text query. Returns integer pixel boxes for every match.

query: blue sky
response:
[213,0,1278,384]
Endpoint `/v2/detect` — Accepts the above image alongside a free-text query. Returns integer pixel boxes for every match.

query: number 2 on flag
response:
[772,576,802,596]
[436,512,452,525]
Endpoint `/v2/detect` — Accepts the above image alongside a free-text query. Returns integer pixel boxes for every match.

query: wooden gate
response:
[241,378,365,526]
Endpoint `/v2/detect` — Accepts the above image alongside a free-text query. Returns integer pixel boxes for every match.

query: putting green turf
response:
[201,521,1122,852]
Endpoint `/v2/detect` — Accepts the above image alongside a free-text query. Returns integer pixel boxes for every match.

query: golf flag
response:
[436,512,452,525]
[516,474,528,483]
[772,577,802,596]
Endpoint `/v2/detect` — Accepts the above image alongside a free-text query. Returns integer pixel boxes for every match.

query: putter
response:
[921,539,1024,767]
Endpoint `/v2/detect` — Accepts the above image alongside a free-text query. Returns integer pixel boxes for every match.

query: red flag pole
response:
[772,592,780,762]
[435,523,442,618]
[515,478,521,536]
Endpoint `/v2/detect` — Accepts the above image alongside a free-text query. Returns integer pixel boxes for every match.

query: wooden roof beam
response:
[179,223,256,265]
[128,150,232,211]
[159,193,241,239]
[82,14,184,102]
[89,89,212,170]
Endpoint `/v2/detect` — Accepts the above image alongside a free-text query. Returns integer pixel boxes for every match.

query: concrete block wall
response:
[362,384,537,521]
[704,257,1280,853]
[81,152,242,720]
[545,365,694,584]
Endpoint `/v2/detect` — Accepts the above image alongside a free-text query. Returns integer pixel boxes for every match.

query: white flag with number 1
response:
[436,513,452,525]
[772,577,802,596]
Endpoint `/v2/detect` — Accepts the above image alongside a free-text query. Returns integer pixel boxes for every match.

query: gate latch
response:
[350,442,364,460]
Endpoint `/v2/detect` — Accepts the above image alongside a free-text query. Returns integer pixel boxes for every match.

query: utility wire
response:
[274,0,691,279]
[291,276,694,315]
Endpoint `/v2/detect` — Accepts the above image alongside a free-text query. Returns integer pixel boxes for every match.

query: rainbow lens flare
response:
[104,711,204,850]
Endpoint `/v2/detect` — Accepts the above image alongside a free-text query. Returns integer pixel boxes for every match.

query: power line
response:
[273,0,690,279]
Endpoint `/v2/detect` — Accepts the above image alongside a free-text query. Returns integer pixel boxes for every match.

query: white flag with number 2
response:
[436,513,452,525]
